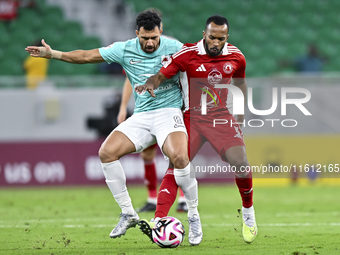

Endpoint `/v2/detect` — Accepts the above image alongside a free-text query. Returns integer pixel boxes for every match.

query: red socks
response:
[155,168,178,218]
[144,160,157,199]
[235,171,253,208]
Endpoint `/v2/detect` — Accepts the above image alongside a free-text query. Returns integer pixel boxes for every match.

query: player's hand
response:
[25,39,53,58]
[117,108,127,124]
[135,83,156,97]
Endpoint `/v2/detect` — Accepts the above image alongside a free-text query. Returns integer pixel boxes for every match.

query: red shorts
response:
[184,111,245,162]
[144,143,157,150]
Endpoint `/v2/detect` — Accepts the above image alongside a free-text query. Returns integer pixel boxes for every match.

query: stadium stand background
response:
[1,0,339,80]
[126,0,340,77]
[0,0,102,77]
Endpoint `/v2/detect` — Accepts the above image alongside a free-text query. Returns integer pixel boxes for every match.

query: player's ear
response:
[226,34,229,41]
[159,29,163,35]
[135,30,139,37]
[203,30,206,39]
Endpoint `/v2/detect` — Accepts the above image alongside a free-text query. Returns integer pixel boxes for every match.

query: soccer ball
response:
[152,216,185,248]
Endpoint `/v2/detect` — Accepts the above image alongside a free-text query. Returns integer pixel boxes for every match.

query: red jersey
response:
[160,39,246,118]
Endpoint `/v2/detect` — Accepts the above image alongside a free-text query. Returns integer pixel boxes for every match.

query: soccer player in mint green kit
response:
[25,10,203,245]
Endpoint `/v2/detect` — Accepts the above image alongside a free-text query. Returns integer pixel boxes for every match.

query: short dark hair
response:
[206,15,229,30]
[136,10,162,31]
[144,8,163,18]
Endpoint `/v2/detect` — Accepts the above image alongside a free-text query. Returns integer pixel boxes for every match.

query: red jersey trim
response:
[172,45,199,59]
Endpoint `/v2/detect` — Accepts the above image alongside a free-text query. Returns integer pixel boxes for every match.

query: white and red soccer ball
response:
[152,216,185,248]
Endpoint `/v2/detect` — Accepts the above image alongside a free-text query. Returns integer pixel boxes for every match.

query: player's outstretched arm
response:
[25,39,105,64]
[117,77,132,124]
[135,72,168,97]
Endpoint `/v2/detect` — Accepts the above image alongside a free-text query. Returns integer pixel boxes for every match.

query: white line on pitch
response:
[63,222,340,228]
[1,212,339,224]
[0,217,113,224]
[274,212,340,217]
[202,212,340,219]
[204,223,340,227]
[2,222,340,228]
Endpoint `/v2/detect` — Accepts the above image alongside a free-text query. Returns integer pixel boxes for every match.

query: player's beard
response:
[204,42,223,56]
[144,45,156,53]
[142,42,160,53]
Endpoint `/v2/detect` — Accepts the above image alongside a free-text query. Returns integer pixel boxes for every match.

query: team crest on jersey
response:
[223,62,234,74]
[208,69,222,85]
[161,55,172,68]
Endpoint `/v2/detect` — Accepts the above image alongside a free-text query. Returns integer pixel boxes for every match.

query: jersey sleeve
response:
[98,42,125,65]
[232,54,246,78]
[175,40,184,51]
[159,46,189,79]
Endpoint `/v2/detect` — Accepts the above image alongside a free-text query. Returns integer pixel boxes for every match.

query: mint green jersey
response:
[99,37,183,113]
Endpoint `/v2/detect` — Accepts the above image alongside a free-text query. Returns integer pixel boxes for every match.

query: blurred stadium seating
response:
[0,0,339,79]
[0,1,101,76]
[126,0,340,77]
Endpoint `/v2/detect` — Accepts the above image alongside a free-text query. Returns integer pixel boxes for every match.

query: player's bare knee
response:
[171,153,189,169]
[229,158,249,171]
[98,145,119,163]
[98,146,110,163]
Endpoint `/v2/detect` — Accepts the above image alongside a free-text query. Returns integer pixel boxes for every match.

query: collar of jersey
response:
[198,39,229,55]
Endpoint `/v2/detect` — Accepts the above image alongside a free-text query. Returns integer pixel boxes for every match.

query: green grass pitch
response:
[0,184,339,254]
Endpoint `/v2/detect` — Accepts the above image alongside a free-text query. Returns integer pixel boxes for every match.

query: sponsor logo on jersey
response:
[135,73,174,94]
[223,62,234,74]
[130,59,143,64]
[208,69,222,85]
[154,84,173,92]
[196,64,206,71]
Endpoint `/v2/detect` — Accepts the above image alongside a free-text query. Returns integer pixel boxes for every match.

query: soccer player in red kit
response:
[136,15,257,244]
